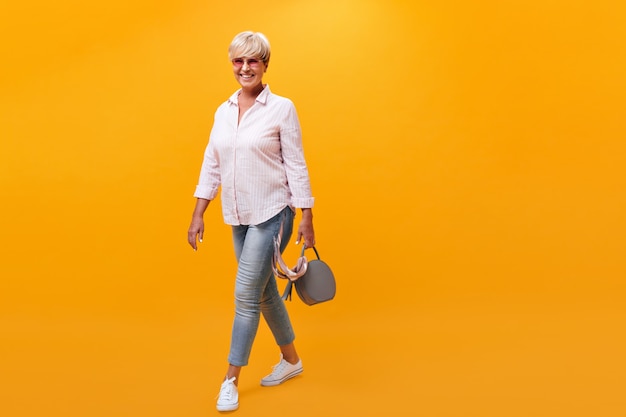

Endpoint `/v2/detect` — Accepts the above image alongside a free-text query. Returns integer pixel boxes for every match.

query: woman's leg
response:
[226,207,296,370]
[278,342,300,364]
[259,208,299,352]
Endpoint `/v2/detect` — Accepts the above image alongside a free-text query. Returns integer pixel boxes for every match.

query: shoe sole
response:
[260,367,303,387]
[217,403,239,412]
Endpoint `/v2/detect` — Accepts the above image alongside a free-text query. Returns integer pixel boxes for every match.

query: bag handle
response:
[300,244,321,260]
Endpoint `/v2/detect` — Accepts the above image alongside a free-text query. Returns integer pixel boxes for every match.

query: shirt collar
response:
[228,84,271,105]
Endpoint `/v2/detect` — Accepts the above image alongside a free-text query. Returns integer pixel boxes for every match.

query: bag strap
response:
[282,280,294,301]
[301,245,321,260]
[281,245,321,301]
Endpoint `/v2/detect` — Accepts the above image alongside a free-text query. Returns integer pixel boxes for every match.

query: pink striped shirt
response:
[194,85,315,225]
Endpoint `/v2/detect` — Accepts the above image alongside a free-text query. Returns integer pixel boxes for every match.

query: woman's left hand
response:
[296,208,315,248]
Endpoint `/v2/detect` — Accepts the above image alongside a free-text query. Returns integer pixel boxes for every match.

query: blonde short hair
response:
[228,31,271,65]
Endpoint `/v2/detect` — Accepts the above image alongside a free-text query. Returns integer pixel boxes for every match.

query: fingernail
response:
[199,239,203,243]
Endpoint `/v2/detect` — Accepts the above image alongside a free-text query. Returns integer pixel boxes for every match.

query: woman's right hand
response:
[187,216,204,251]
[188,198,211,251]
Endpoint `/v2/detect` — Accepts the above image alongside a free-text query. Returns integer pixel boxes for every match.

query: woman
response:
[187,31,315,412]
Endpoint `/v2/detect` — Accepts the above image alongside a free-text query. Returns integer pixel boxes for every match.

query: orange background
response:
[1,1,625,416]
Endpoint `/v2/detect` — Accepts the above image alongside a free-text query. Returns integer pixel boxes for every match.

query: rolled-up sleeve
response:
[193,125,221,201]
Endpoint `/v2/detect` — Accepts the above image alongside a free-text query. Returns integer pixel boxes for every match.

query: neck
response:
[240,83,265,100]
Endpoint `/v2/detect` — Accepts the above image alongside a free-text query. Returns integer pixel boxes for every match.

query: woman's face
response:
[231,54,267,90]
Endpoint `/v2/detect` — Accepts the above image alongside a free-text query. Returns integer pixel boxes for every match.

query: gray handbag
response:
[291,247,336,305]
[272,237,336,305]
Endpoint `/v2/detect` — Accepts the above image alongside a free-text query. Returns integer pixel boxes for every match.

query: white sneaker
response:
[216,377,239,412]
[260,354,303,387]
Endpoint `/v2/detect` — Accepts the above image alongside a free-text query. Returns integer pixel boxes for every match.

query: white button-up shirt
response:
[194,85,315,225]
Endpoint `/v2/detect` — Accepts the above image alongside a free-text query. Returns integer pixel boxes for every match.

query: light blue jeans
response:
[228,206,296,366]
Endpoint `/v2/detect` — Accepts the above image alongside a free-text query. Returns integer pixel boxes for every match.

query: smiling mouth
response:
[240,74,254,79]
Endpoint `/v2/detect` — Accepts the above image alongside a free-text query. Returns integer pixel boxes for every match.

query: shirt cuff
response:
[291,197,315,208]
[194,185,219,200]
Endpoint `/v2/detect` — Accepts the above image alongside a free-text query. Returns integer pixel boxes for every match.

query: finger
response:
[188,232,197,251]
[306,233,315,248]
[295,231,303,245]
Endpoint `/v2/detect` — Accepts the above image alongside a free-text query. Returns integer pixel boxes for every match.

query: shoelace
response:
[271,360,288,374]
[216,377,236,400]
[268,356,295,378]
